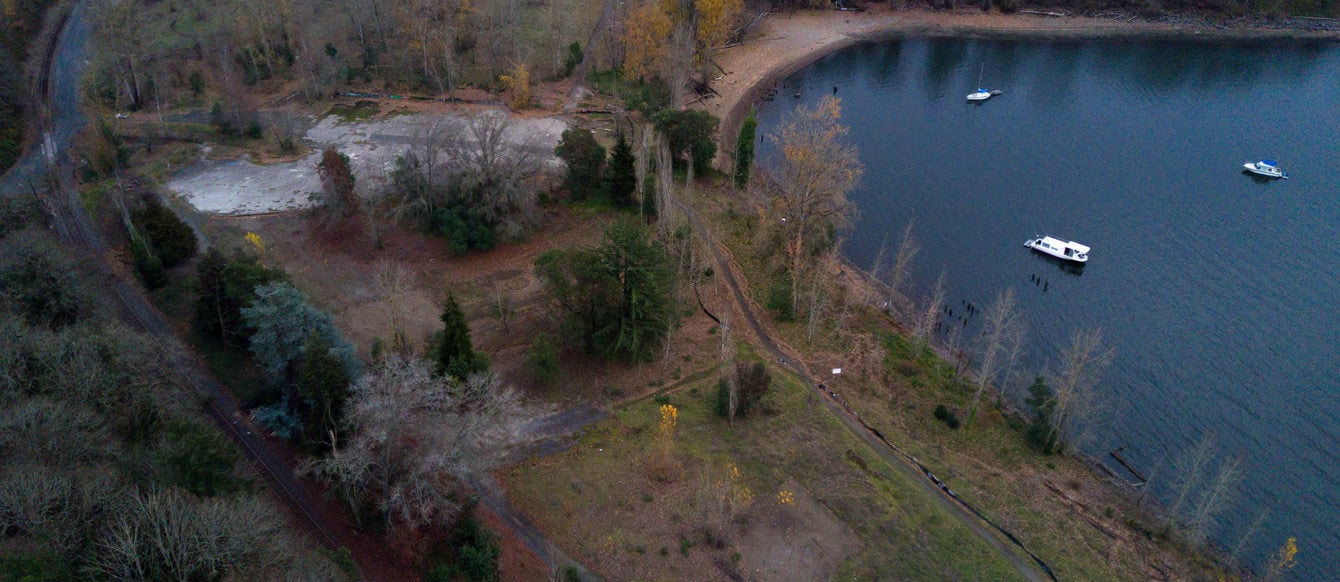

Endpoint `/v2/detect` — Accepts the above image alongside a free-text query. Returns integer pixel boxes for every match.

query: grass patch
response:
[502,370,1020,580]
[326,100,381,122]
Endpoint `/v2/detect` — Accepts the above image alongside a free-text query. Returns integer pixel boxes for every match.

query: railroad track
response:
[28,3,365,578]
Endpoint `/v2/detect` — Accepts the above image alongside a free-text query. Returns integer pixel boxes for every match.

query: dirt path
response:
[669,192,1051,581]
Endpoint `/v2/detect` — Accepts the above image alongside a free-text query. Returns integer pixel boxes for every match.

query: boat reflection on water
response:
[1030,251,1086,277]
[1241,170,1279,185]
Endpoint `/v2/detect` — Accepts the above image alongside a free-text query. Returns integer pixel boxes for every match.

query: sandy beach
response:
[704,5,1340,153]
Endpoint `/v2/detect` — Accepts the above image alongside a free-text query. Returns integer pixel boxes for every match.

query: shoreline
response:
[704,6,1340,157]
[691,9,1330,575]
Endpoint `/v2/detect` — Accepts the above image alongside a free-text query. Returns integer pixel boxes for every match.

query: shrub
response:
[133,196,198,268]
[563,566,581,582]
[155,418,239,495]
[933,404,949,421]
[210,102,233,134]
[626,77,671,118]
[130,234,167,290]
[189,70,204,96]
[0,228,95,328]
[933,404,960,429]
[82,118,129,177]
[432,206,495,254]
[766,275,795,321]
[0,188,41,238]
[450,516,500,582]
[554,128,605,198]
[563,42,583,78]
[528,333,560,386]
[651,109,719,174]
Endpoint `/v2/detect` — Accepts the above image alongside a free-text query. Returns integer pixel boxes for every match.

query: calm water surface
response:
[753,38,1340,578]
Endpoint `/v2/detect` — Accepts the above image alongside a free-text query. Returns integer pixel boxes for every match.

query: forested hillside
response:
[0,0,60,175]
[0,194,343,579]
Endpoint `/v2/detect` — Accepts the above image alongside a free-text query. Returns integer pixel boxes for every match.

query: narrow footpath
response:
[670,193,1053,582]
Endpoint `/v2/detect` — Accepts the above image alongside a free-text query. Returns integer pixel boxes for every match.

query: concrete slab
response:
[167,111,568,216]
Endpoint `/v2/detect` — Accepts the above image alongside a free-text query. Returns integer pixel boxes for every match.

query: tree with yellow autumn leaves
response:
[620,0,743,94]
[648,404,680,481]
[762,95,863,316]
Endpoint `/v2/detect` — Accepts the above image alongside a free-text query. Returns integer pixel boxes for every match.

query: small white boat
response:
[1243,160,1287,179]
[967,88,994,101]
[1024,235,1090,263]
[966,65,1001,101]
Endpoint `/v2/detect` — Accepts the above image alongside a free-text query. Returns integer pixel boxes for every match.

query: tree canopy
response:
[535,218,677,362]
[240,282,359,382]
[606,133,638,207]
[437,293,488,379]
[194,248,286,344]
[763,96,862,313]
[653,109,719,174]
[554,127,606,198]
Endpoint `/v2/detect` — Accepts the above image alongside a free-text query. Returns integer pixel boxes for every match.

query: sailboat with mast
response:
[966,64,1001,101]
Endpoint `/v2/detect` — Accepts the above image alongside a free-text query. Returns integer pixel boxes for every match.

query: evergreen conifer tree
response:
[436,293,486,378]
[299,332,353,447]
[605,133,637,207]
[734,110,757,188]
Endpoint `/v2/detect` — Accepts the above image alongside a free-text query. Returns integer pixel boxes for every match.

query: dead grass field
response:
[501,369,1023,581]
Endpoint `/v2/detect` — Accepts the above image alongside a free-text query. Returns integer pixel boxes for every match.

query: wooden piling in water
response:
[1109,448,1148,485]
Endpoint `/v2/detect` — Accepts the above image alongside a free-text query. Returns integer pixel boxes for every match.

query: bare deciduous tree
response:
[762,96,862,316]
[719,315,737,425]
[1167,433,1245,544]
[1043,328,1115,451]
[375,261,416,355]
[444,113,544,239]
[968,288,1025,428]
[887,220,920,316]
[304,355,522,531]
[664,22,696,108]
[492,282,516,334]
[90,488,331,580]
[910,272,947,353]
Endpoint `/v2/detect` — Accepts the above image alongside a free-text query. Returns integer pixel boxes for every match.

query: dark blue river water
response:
[752,37,1340,578]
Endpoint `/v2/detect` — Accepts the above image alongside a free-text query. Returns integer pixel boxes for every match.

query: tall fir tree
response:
[734,110,757,188]
[605,133,637,207]
[298,332,353,448]
[436,293,486,378]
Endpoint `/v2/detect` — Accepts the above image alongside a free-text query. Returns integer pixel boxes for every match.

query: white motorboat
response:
[1243,160,1287,179]
[1024,235,1089,263]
